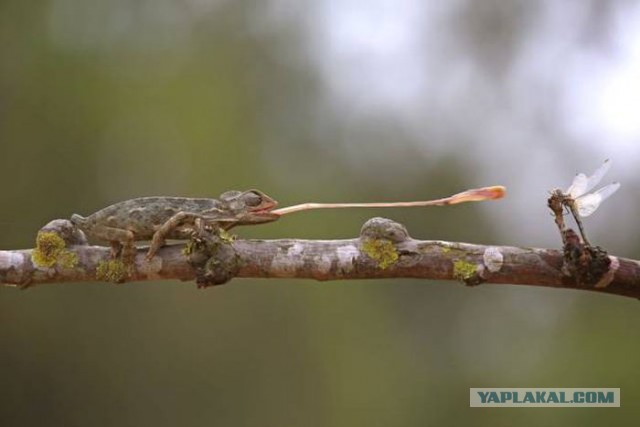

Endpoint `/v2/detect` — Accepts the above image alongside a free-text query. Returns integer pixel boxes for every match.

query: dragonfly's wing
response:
[567,159,611,198]
[594,181,621,203]
[575,181,621,217]
[585,159,612,194]
[567,173,588,198]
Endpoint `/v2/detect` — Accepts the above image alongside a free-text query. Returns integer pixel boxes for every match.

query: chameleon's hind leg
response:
[109,241,122,258]
[147,212,237,260]
[87,225,136,261]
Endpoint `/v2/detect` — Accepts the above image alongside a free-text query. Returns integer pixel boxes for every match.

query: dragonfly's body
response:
[549,159,620,246]
[550,189,594,246]
[566,199,590,246]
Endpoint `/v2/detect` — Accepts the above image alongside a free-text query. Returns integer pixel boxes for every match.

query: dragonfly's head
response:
[547,188,566,216]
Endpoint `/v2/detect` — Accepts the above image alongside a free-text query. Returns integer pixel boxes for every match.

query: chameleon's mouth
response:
[250,200,279,215]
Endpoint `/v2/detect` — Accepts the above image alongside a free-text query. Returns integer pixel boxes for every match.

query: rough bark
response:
[1,218,637,299]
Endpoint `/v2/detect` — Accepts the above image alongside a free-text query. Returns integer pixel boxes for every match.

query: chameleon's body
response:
[71,190,279,260]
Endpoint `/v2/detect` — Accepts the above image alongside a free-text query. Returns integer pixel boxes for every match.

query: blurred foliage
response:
[1,1,639,426]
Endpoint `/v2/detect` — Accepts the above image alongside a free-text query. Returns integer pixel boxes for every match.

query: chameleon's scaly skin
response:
[71,190,279,260]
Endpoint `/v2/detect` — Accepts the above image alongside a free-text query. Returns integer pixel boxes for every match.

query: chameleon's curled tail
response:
[70,214,86,226]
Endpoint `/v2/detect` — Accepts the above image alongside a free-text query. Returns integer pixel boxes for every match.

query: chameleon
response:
[70,189,280,261]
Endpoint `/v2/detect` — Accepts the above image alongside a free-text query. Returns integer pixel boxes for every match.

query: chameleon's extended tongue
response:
[271,185,506,216]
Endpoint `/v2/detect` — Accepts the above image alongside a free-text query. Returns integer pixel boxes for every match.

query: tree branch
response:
[1,218,638,299]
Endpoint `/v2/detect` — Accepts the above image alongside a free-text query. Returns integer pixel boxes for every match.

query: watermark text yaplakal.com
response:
[470,388,620,407]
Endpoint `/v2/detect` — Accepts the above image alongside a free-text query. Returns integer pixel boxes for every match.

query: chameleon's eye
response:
[242,192,263,207]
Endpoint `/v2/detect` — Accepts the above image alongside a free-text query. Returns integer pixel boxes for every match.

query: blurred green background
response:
[1,0,640,425]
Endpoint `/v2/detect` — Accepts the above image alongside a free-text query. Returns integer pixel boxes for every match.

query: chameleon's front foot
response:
[145,217,211,261]
[145,236,165,261]
[145,248,158,262]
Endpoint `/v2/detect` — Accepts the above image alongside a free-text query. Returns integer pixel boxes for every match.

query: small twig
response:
[1,217,637,299]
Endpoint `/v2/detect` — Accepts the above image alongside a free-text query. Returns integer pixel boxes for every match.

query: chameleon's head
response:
[221,189,280,224]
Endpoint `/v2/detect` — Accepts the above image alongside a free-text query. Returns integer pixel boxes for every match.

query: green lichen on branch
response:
[182,240,196,256]
[453,259,477,282]
[453,259,484,286]
[58,251,78,269]
[183,229,235,257]
[96,259,130,283]
[218,229,235,243]
[361,238,399,270]
[32,231,78,269]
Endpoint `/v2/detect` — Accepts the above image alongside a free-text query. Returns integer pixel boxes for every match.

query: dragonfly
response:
[549,159,620,246]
